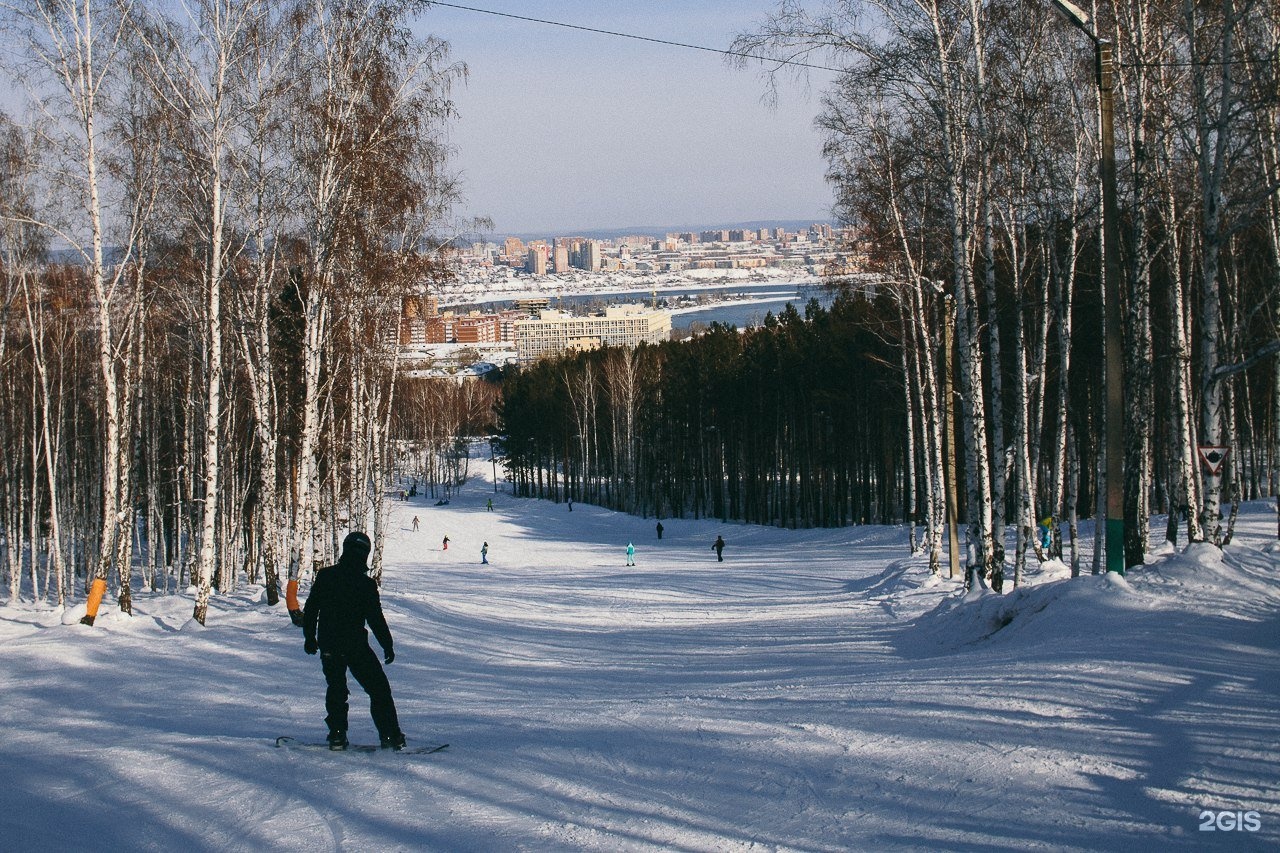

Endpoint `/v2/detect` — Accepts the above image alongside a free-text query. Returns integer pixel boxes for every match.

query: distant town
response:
[397,223,865,376]
[452,223,862,287]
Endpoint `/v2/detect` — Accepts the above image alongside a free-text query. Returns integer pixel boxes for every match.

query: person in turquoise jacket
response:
[1037,517,1053,552]
[626,542,636,566]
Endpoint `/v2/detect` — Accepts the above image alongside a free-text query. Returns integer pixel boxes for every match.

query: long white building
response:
[514,304,671,364]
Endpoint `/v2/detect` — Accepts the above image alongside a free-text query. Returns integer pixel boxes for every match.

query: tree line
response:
[0,0,467,622]
[497,297,909,530]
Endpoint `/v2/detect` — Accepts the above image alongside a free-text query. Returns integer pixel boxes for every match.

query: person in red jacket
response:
[303,531,405,750]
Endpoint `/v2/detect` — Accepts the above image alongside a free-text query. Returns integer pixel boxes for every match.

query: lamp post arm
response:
[1048,0,1098,42]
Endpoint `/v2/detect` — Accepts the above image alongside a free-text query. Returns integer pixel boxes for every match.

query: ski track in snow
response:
[2,469,1279,852]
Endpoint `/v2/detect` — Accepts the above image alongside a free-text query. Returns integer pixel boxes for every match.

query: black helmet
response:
[342,531,372,563]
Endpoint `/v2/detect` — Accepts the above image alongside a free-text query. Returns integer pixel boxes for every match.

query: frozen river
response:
[448,281,839,331]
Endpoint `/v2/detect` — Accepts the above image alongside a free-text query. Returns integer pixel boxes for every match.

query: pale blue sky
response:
[0,2,835,239]
[417,1,836,236]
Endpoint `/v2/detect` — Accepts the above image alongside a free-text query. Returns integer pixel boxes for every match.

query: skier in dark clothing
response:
[712,535,725,562]
[303,531,406,751]
[656,522,664,540]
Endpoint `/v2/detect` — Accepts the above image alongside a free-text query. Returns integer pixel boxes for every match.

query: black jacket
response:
[302,558,394,655]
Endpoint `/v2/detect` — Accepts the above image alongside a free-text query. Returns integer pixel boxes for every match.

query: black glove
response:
[304,638,318,655]
[384,648,395,665]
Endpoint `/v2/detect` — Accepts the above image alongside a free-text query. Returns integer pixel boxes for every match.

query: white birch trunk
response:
[1191,0,1244,545]
[19,1,140,617]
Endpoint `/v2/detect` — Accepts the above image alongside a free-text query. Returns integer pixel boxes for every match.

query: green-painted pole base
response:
[1106,518,1125,575]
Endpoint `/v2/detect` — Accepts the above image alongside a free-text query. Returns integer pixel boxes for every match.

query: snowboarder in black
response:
[303,531,406,751]
[656,522,664,540]
[712,535,725,562]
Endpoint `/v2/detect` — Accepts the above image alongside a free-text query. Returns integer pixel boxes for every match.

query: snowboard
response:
[274,735,448,755]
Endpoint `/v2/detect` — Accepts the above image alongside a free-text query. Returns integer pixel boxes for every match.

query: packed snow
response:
[2,466,1278,851]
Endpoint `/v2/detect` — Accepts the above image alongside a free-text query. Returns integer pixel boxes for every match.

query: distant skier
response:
[1037,517,1053,553]
[656,521,664,540]
[442,535,450,551]
[568,499,574,511]
[712,535,725,562]
[481,542,489,564]
[486,498,494,512]
[626,542,636,566]
[411,516,419,532]
[302,531,406,751]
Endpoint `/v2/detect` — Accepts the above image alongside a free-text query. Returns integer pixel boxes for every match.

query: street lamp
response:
[489,436,499,493]
[1049,0,1125,575]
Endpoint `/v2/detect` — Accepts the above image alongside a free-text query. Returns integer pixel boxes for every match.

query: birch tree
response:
[1187,0,1263,544]
[736,0,998,581]
[5,0,148,621]
[0,115,62,603]
[285,0,462,582]
[133,0,268,623]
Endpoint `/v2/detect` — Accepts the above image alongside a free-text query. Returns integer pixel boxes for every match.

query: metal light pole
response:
[490,436,499,493]
[1050,0,1125,575]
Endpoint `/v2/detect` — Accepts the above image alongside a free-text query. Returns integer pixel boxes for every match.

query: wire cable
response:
[429,2,843,73]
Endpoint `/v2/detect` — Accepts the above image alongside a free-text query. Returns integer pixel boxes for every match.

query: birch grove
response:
[0,0,463,618]
[730,0,1280,580]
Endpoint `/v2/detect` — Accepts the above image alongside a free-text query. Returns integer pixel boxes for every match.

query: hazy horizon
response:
[469,216,837,243]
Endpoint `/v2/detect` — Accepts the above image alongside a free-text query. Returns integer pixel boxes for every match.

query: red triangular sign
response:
[1197,445,1230,476]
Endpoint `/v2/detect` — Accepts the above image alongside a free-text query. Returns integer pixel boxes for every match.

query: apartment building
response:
[526,246,547,275]
[398,293,440,345]
[514,304,671,364]
[581,240,602,272]
[455,315,501,344]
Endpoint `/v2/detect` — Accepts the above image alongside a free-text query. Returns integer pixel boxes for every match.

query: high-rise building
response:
[583,240,602,272]
[526,247,547,275]
[553,245,570,273]
[503,236,525,259]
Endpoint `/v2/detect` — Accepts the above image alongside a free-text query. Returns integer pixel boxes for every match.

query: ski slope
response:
[2,471,1278,851]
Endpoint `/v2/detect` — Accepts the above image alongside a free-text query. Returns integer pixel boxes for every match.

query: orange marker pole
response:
[286,579,304,626]
[80,578,108,626]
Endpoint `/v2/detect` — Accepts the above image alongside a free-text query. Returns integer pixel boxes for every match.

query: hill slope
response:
[2,474,1277,851]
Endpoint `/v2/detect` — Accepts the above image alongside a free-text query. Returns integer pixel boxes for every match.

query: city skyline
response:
[417,1,837,235]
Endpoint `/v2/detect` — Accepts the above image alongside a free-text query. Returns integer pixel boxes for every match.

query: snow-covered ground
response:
[3,469,1278,851]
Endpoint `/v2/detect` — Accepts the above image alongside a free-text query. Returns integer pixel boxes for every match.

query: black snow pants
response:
[320,643,401,738]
